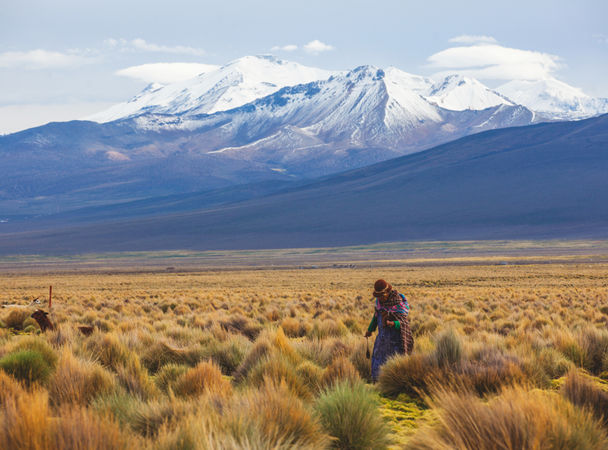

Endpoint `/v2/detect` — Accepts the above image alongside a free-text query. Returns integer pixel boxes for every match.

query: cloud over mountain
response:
[428,40,561,81]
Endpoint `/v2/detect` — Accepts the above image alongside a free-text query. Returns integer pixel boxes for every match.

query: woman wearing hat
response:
[365,279,414,381]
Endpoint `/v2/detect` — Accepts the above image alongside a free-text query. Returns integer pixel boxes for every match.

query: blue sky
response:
[1,0,606,133]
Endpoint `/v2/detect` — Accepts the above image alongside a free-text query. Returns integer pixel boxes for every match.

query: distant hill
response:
[0,113,606,255]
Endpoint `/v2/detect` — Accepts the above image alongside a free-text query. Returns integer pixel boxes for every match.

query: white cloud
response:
[115,63,220,84]
[270,44,298,52]
[0,49,92,69]
[104,38,206,56]
[448,35,497,44]
[427,44,561,81]
[303,40,334,54]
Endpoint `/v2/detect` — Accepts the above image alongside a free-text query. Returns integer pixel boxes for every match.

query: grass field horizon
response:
[1,241,607,448]
[1,239,608,273]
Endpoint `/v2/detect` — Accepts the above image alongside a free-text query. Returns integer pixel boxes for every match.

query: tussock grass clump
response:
[309,319,348,339]
[9,335,58,367]
[408,387,608,450]
[140,341,202,373]
[562,370,608,426]
[1,308,31,330]
[321,356,361,388]
[280,318,307,337]
[433,329,463,368]
[52,407,130,449]
[0,384,130,449]
[128,397,190,437]
[315,380,391,449]
[247,354,311,399]
[535,346,574,380]
[84,333,134,371]
[0,387,53,449]
[577,326,608,375]
[219,314,262,340]
[155,412,293,450]
[378,353,434,397]
[229,379,329,448]
[350,340,372,382]
[154,363,189,393]
[208,334,250,375]
[173,360,231,398]
[460,349,525,395]
[48,348,116,405]
[233,335,273,382]
[296,361,324,393]
[0,350,54,385]
[116,357,159,400]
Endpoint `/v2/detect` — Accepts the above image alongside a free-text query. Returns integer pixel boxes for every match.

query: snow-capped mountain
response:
[122,65,533,174]
[497,78,608,120]
[88,56,336,122]
[426,74,513,111]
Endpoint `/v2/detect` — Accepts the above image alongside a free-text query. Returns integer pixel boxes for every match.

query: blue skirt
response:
[371,313,405,382]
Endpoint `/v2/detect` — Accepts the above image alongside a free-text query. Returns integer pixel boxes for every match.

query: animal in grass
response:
[2,298,42,308]
[30,309,55,332]
[77,326,94,336]
[364,279,414,382]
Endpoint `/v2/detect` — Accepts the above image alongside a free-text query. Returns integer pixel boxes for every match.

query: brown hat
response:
[373,279,392,297]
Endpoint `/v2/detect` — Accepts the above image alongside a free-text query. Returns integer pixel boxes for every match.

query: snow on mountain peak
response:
[426,74,513,111]
[88,55,336,123]
[496,78,608,119]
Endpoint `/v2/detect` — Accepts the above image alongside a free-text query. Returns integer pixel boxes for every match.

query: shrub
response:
[0,350,54,385]
[48,349,116,405]
[407,387,608,450]
[315,380,391,449]
[562,370,608,426]
[173,360,231,398]
[9,336,58,369]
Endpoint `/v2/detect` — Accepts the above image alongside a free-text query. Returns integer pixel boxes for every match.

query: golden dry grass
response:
[0,260,607,448]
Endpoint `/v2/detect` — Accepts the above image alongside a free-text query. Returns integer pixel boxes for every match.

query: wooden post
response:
[49,285,52,309]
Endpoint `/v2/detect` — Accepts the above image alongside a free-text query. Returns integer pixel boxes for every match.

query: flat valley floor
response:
[0,241,607,448]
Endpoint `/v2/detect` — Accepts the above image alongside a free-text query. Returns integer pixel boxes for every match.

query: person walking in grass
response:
[365,279,414,381]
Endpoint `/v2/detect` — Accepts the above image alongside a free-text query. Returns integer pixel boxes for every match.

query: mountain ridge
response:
[1,114,606,254]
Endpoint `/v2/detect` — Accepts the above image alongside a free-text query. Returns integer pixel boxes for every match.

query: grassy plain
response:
[0,244,608,448]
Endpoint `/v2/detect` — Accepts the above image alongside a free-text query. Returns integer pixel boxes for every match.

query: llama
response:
[31,309,54,332]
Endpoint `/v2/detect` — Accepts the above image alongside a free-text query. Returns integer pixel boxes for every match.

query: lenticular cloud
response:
[428,42,561,81]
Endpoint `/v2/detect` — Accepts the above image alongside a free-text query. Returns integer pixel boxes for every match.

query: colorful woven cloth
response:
[370,290,414,381]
